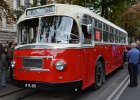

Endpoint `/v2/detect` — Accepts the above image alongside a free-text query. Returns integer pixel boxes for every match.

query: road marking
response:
[114,78,129,100]
[106,75,129,100]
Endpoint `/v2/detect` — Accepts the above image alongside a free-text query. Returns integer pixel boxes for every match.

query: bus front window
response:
[19,18,39,44]
[38,16,79,44]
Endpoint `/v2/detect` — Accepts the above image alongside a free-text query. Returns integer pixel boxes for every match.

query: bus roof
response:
[17,4,127,34]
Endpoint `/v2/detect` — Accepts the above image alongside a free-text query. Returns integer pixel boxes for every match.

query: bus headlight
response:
[55,61,66,71]
[11,61,16,68]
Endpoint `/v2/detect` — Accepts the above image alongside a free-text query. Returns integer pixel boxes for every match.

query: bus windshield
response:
[19,16,79,44]
[38,16,79,44]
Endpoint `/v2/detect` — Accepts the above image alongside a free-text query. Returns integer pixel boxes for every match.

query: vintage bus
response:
[12,4,128,90]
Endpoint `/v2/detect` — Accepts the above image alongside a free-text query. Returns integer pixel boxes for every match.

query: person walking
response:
[127,43,140,87]
[0,47,9,87]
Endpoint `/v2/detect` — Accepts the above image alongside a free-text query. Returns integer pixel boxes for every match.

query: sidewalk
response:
[119,75,140,100]
[0,81,23,97]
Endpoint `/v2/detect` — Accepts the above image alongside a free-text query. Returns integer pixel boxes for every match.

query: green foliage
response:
[122,2,140,42]
[14,6,25,20]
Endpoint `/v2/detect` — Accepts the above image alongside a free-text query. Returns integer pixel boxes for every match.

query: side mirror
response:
[87,24,93,34]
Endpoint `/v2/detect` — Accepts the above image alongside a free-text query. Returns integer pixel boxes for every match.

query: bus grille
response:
[23,59,42,68]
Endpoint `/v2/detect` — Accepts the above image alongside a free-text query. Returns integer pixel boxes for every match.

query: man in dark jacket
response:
[127,43,140,87]
[8,42,16,81]
[0,47,9,87]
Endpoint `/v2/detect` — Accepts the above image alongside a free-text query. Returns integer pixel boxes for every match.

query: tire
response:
[92,61,104,90]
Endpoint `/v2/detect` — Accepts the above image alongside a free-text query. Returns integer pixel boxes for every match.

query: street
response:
[119,73,140,100]
[0,67,129,100]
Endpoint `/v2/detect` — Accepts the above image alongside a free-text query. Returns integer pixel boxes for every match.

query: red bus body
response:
[13,45,125,90]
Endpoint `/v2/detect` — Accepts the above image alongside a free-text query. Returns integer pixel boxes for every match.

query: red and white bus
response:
[12,4,128,90]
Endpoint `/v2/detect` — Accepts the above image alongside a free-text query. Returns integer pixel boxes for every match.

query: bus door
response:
[81,15,95,83]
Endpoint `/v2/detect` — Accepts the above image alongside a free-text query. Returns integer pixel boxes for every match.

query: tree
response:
[122,2,140,42]
[65,0,138,24]
[0,0,15,20]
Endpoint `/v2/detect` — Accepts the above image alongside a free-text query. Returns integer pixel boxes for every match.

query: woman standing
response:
[0,46,9,87]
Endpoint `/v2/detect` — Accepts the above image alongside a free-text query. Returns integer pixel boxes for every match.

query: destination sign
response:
[26,5,55,17]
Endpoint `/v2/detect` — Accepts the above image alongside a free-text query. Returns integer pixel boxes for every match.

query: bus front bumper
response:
[13,80,83,90]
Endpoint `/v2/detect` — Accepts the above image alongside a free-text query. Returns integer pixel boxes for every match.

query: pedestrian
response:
[136,40,140,74]
[0,46,9,87]
[127,43,140,87]
[8,42,16,82]
[0,43,3,53]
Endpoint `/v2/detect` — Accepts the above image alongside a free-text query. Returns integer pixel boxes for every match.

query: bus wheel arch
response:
[92,56,106,90]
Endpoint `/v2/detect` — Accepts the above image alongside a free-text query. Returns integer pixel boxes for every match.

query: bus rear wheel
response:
[92,61,104,90]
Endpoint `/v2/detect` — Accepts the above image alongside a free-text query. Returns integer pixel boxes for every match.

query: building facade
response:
[13,0,48,9]
[0,0,16,45]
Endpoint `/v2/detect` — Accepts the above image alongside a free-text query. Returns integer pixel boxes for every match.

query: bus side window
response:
[109,27,115,43]
[82,15,92,44]
[103,24,109,42]
[94,20,102,42]
[82,25,92,44]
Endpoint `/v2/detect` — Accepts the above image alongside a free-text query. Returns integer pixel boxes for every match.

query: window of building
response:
[20,0,25,6]
[25,0,30,8]
[33,0,38,6]
[17,0,21,9]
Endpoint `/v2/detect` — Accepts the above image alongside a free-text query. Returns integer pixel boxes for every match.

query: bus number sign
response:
[26,5,55,17]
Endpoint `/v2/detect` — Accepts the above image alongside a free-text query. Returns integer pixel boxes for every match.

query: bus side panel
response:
[81,45,112,89]
[81,45,125,89]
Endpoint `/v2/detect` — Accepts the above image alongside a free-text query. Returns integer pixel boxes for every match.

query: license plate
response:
[25,83,37,88]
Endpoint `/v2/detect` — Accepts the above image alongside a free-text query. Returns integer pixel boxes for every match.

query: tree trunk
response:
[101,0,105,17]
[101,0,108,18]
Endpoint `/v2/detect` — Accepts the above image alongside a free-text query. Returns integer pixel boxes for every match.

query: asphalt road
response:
[119,75,140,100]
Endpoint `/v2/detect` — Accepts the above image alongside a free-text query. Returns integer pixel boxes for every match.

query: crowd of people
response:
[0,42,16,87]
